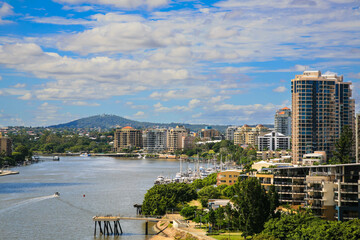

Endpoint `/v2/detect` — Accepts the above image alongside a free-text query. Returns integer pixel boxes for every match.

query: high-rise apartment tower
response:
[291,71,355,164]
[356,114,360,163]
[274,107,292,136]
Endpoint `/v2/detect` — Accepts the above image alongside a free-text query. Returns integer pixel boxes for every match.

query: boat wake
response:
[0,194,56,214]
[56,198,96,215]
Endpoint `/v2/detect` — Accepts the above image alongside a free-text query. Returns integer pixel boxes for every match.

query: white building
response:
[225,126,238,141]
[142,129,167,152]
[258,131,290,151]
[302,151,327,165]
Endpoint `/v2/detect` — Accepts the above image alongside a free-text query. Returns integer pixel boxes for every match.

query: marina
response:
[154,157,239,185]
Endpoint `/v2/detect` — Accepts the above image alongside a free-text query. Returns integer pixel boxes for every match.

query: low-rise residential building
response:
[302,151,327,165]
[208,199,232,210]
[264,164,360,221]
[256,150,292,161]
[258,131,290,151]
[216,170,242,186]
[252,160,292,172]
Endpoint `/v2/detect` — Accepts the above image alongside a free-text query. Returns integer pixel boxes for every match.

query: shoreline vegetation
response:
[142,174,360,240]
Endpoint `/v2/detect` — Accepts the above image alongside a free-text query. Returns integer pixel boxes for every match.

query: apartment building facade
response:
[258,131,291,151]
[234,124,269,146]
[225,126,238,141]
[356,114,360,163]
[216,170,243,186]
[114,126,142,152]
[260,164,360,221]
[142,129,167,152]
[291,71,355,164]
[166,126,188,152]
[0,135,12,156]
[275,107,292,136]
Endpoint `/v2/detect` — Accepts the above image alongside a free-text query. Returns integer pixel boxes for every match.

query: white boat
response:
[80,153,91,157]
[154,175,164,184]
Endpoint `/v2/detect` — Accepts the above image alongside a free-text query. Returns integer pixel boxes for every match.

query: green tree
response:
[331,125,354,164]
[268,185,280,218]
[142,183,197,215]
[180,205,198,220]
[233,177,270,236]
[198,185,221,207]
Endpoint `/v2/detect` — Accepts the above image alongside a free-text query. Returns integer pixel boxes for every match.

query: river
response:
[0,156,183,240]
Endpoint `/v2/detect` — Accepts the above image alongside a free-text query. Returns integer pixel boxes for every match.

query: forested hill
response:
[48,114,232,132]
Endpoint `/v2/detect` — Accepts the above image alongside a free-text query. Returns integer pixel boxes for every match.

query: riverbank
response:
[0,170,19,177]
[152,214,215,240]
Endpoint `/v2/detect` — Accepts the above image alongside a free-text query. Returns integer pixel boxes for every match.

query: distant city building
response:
[0,134,12,156]
[114,126,142,152]
[225,126,238,141]
[258,131,290,151]
[166,126,188,152]
[198,127,220,140]
[234,124,269,147]
[291,71,355,164]
[183,135,196,150]
[142,129,167,152]
[356,114,360,163]
[274,107,292,136]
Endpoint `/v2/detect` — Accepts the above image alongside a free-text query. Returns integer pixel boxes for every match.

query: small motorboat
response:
[54,192,60,197]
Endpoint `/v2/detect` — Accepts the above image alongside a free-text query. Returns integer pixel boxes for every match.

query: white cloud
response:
[63,101,100,106]
[54,0,168,9]
[134,111,145,117]
[348,72,360,79]
[25,16,91,25]
[150,87,215,101]
[12,83,26,88]
[0,2,13,25]
[273,86,287,92]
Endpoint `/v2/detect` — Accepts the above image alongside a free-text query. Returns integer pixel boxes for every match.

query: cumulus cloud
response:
[54,0,168,9]
[0,43,192,100]
[0,2,13,24]
[273,86,287,93]
[12,83,26,88]
[63,101,100,106]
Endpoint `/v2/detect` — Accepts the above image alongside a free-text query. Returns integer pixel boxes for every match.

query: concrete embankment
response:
[151,214,215,240]
[0,170,19,177]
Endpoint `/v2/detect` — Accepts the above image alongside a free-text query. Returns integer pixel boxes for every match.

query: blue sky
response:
[0,0,359,127]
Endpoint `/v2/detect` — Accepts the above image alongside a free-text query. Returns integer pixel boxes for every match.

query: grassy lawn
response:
[210,233,244,240]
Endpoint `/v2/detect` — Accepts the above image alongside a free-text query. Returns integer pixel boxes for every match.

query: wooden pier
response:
[93,215,172,236]
[93,216,123,236]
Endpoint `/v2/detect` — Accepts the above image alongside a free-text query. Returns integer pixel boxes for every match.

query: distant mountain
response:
[48,114,274,132]
[48,114,230,132]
